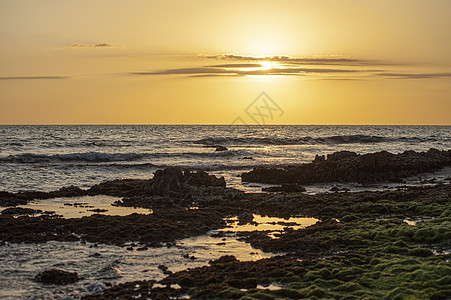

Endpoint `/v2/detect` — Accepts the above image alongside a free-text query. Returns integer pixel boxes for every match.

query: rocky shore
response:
[1,149,450,299]
[242,149,451,184]
[84,184,451,299]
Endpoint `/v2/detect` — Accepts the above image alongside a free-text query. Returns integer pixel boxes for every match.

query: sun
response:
[260,61,273,70]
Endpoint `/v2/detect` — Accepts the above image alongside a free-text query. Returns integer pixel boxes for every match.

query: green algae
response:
[88,185,451,299]
[248,251,450,299]
[408,247,434,257]
[239,202,451,300]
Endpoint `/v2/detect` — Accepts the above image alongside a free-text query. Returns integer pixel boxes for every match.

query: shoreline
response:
[0,149,450,299]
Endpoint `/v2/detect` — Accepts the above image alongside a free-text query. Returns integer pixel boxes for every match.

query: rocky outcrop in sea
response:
[241,149,451,184]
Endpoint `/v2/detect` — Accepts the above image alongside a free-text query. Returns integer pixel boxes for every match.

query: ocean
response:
[1,125,450,193]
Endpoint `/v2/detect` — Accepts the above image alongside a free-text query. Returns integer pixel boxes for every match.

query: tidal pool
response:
[12,195,152,218]
[0,200,318,299]
[221,214,319,239]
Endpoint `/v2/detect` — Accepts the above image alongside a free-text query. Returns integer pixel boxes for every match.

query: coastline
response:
[0,149,450,299]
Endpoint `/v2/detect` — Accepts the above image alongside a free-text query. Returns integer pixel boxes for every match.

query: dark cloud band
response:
[0,76,69,80]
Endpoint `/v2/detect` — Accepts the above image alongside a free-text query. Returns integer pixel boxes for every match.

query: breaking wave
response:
[1,152,145,163]
[0,150,245,163]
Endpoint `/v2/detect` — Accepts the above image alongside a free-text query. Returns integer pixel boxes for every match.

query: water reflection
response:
[15,195,152,218]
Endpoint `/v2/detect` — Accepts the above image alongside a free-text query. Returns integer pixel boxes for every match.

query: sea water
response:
[1,125,450,192]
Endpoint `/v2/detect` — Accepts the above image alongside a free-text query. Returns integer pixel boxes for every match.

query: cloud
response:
[71,44,87,48]
[132,68,237,75]
[204,54,386,66]
[131,66,362,78]
[377,72,451,79]
[207,63,263,68]
[68,43,114,48]
[94,43,113,47]
[128,53,450,80]
[0,76,70,80]
[189,74,247,78]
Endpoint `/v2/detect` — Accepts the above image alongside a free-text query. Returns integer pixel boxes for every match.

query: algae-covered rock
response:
[408,247,434,257]
[242,149,451,184]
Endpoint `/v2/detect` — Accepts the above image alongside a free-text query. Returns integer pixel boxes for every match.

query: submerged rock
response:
[242,149,451,184]
[34,269,80,285]
[330,186,350,192]
[215,146,228,152]
[262,183,306,193]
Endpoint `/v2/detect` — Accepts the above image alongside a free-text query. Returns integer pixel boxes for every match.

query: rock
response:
[1,207,41,215]
[262,183,306,193]
[87,209,108,213]
[314,155,325,162]
[88,179,148,197]
[326,151,358,161]
[215,146,228,151]
[184,170,226,187]
[238,212,254,225]
[0,180,149,207]
[35,269,80,285]
[0,207,227,246]
[330,187,350,192]
[242,149,451,185]
[209,255,238,265]
[158,265,172,275]
[242,156,253,160]
[114,168,240,209]
[147,167,226,197]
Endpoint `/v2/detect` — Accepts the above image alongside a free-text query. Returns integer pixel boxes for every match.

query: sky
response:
[0,0,450,125]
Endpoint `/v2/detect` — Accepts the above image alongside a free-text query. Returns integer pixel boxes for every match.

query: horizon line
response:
[0,124,450,126]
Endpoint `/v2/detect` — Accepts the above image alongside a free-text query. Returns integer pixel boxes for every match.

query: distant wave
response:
[0,152,145,163]
[94,163,259,171]
[192,135,437,146]
[0,149,245,163]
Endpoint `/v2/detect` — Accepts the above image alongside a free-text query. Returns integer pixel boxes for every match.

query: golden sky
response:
[1,0,450,124]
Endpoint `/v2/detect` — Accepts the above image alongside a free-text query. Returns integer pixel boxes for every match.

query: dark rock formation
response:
[0,168,232,209]
[237,212,254,225]
[35,269,80,285]
[0,208,227,246]
[87,179,147,197]
[215,146,228,152]
[115,167,241,209]
[242,149,451,184]
[1,207,41,215]
[0,186,88,207]
[147,167,225,197]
